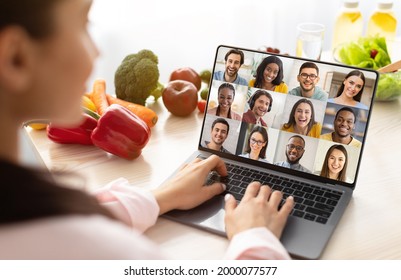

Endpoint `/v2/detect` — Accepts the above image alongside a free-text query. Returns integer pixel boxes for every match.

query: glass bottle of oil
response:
[367,1,397,41]
[332,1,363,50]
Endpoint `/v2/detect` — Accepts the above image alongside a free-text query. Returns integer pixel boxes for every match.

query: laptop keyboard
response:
[206,161,344,225]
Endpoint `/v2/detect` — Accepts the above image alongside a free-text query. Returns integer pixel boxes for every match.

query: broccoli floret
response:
[114,49,159,105]
[150,81,164,101]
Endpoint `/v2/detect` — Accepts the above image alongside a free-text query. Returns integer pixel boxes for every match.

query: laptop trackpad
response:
[163,195,227,236]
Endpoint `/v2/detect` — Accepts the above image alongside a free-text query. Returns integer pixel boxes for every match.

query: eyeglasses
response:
[299,73,318,80]
[250,138,265,146]
[287,144,304,152]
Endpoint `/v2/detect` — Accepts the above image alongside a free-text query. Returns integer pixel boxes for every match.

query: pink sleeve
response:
[224,227,291,260]
[92,178,159,233]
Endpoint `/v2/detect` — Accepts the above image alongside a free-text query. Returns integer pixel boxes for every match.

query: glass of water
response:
[296,23,325,60]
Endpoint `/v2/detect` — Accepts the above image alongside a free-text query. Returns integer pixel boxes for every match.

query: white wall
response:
[88,0,401,93]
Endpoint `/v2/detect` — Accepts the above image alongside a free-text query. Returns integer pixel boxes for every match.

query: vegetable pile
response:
[46,79,155,160]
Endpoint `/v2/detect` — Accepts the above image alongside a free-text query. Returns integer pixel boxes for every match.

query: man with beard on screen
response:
[242,90,273,127]
[213,49,248,86]
[202,118,232,154]
[275,135,311,173]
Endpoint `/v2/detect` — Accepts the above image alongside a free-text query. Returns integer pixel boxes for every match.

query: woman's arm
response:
[93,178,160,233]
[93,155,227,231]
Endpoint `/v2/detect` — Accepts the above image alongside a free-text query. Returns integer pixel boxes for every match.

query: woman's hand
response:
[224,182,294,240]
[152,155,227,215]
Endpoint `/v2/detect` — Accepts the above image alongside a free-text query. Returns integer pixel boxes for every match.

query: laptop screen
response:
[199,45,379,187]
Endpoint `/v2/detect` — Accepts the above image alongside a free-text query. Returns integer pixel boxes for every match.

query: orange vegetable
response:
[82,95,97,112]
[106,94,158,128]
[91,79,109,115]
[28,123,48,130]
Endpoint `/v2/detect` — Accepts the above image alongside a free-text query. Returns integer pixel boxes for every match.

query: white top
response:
[0,178,290,260]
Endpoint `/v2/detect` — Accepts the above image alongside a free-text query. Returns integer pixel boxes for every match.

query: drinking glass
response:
[296,23,325,60]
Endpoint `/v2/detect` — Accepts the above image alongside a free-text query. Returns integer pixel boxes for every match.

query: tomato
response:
[197,100,207,113]
[169,67,202,91]
[162,80,198,117]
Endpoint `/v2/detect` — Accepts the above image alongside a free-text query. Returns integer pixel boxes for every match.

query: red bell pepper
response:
[91,104,151,160]
[47,114,98,145]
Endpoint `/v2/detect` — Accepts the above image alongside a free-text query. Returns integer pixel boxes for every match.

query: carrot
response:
[91,79,109,115]
[106,94,158,128]
[84,92,92,99]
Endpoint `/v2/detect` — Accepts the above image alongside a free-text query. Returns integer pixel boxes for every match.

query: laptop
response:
[163,45,379,259]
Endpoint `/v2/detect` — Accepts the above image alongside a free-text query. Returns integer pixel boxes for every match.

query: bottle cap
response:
[344,1,359,8]
[378,2,393,10]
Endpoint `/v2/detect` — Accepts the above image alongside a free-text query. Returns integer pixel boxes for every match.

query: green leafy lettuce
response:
[337,36,392,70]
[377,72,401,100]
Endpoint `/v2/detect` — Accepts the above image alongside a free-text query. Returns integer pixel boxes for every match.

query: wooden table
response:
[24,97,401,259]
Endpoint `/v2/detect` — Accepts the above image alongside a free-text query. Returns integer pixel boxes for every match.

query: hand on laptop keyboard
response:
[152,155,227,215]
[224,181,294,240]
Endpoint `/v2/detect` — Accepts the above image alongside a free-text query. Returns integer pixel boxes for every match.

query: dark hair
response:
[216,83,235,119]
[335,106,357,122]
[336,70,366,102]
[254,56,284,87]
[211,117,230,135]
[224,49,245,65]
[0,0,60,38]
[245,126,269,159]
[320,145,348,182]
[0,160,116,225]
[299,62,319,76]
[0,1,118,223]
[248,89,273,112]
[283,98,317,135]
[288,135,306,146]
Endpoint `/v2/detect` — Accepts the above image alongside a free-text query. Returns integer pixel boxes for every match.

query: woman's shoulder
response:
[231,110,242,120]
[207,107,217,114]
[310,122,322,137]
[355,102,369,110]
[275,82,288,94]
[259,158,271,164]
[281,123,293,132]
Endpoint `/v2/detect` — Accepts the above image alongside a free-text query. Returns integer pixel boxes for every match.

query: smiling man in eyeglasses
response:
[288,62,328,101]
[275,135,312,173]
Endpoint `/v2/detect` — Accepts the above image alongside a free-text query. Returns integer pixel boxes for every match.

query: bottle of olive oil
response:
[332,1,363,50]
[367,1,397,41]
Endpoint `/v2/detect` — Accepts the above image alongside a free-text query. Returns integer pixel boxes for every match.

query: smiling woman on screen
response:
[281,98,322,138]
[328,70,368,110]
